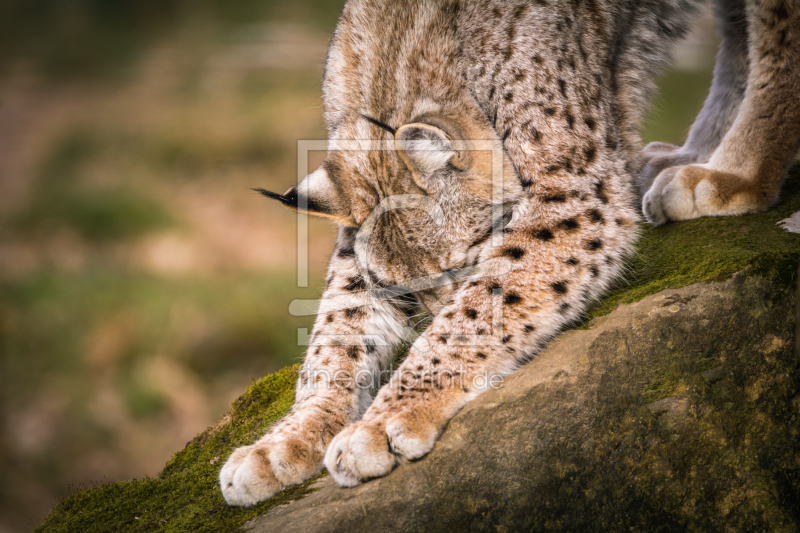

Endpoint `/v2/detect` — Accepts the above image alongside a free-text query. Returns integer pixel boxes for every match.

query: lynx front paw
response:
[220,438,322,506]
[324,410,442,487]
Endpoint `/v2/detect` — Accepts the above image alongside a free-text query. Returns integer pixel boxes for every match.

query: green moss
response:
[34,365,322,533]
[585,163,800,321]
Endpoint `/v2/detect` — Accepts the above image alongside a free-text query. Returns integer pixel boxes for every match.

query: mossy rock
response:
[34,366,320,533]
[36,165,800,532]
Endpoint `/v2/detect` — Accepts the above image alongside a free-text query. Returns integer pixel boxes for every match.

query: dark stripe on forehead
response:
[362,114,397,135]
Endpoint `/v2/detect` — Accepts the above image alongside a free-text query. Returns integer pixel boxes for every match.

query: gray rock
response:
[243,271,800,533]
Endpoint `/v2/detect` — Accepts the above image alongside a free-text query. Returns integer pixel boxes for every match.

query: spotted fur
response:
[221,0,800,505]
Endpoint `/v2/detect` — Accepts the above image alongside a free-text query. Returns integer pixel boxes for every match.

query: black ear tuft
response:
[252,188,298,208]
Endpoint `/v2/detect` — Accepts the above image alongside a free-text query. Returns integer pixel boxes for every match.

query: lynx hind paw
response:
[642,166,691,225]
[642,164,762,225]
[636,142,698,199]
[220,439,321,506]
[324,412,441,487]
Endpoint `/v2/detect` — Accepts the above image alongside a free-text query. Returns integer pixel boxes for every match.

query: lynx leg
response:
[638,0,749,197]
[220,229,410,506]
[644,0,800,225]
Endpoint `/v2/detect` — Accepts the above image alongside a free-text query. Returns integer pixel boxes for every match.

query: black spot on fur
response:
[344,307,363,319]
[594,181,609,204]
[533,228,554,241]
[465,308,478,319]
[347,346,360,360]
[584,144,596,164]
[586,239,603,251]
[365,339,376,353]
[615,218,624,226]
[565,111,574,129]
[559,218,580,231]
[504,292,523,306]
[544,107,556,116]
[565,257,579,266]
[773,3,789,20]
[552,281,568,294]
[502,335,512,344]
[587,209,604,223]
[444,311,455,319]
[438,335,449,344]
[432,357,440,365]
[584,117,596,131]
[589,265,599,277]
[502,247,526,260]
[545,164,560,174]
[558,79,567,97]
[325,313,334,324]
[344,276,367,291]
[523,325,535,333]
[543,192,567,203]
[476,352,487,359]
[560,303,570,312]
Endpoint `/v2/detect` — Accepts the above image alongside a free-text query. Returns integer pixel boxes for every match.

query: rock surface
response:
[242,273,800,533]
[36,166,800,532]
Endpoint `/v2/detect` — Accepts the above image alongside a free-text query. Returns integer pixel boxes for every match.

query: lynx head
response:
[258,105,523,314]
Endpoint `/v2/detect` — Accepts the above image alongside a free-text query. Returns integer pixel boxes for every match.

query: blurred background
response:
[0,2,717,531]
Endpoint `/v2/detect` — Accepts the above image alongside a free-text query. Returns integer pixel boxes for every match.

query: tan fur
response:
[221,0,800,505]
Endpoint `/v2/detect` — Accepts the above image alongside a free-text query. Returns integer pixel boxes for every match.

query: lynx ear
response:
[254,166,350,223]
[395,123,469,178]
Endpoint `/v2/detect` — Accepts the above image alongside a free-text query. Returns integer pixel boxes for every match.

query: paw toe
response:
[219,445,281,507]
[385,416,438,462]
[642,189,667,226]
[325,421,396,487]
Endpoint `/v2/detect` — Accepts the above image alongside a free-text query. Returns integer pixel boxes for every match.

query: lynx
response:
[220,0,800,506]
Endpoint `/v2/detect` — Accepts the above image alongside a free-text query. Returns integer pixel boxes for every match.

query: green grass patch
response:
[642,68,715,146]
[13,129,174,242]
[0,0,345,80]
